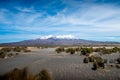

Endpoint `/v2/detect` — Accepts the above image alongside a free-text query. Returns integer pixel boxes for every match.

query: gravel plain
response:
[0,48,120,80]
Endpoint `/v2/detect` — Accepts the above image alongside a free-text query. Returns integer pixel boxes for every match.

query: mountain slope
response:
[0,37,120,46]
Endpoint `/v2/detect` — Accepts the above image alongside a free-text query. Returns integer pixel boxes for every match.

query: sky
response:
[0,0,120,43]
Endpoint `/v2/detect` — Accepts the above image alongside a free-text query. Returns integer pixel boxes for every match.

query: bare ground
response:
[0,48,120,80]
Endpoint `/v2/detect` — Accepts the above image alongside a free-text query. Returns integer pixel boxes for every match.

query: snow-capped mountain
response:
[0,35,120,46]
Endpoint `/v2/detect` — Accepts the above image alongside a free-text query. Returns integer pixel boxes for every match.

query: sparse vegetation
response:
[24,50,31,52]
[0,67,53,80]
[92,56,105,70]
[0,47,12,52]
[83,57,89,63]
[55,47,65,53]
[81,47,93,56]
[66,48,75,54]
[94,47,120,54]
[0,47,31,59]
[0,51,7,58]
[0,47,120,80]
[116,57,120,64]
[88,56,95,62]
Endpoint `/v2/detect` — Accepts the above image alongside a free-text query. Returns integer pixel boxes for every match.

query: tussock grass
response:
[0,67,53,80]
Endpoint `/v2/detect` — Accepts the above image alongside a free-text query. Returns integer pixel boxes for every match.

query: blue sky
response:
[0,0,120,43]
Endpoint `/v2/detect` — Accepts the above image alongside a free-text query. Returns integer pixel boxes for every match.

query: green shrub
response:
[55,47,65,53]
[66,48,75,54]
[94,47,117,54]
[81,48,93,56]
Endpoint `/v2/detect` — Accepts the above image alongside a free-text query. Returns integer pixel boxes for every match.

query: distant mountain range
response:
[0,36,120,46]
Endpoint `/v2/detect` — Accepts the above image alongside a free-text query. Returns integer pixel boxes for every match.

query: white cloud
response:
[0,9,12,24]
[1,1,120,42]
[15,6,35,12]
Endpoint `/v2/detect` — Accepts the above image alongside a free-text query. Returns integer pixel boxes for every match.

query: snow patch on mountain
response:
[40,35,75,39]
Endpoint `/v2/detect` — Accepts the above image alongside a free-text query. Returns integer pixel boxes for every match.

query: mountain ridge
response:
[0,37,120,47]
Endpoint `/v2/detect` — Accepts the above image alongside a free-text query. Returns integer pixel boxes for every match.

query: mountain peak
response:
[39,35,75,39]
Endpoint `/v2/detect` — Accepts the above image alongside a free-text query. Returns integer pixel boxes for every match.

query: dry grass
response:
[0,67,53,80]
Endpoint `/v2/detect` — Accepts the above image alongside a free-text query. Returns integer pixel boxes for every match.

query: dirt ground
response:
[0,48,120,80]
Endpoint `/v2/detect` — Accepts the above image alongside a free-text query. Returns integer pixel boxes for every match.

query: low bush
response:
[8,53,13,57]
[55,47,65,53]
[115,64,120,69]
[81,48,93,56]
[116,57,120,64]
[16,53,19,55]
[0,67,53,80]
[92,62,99,70]
[88,56,94,62]
[66,48,75,54]
[0,51,7,58]
[83,57,89,63]
[92,56,105,70]
[24,50,31,52]
[0,48,12,52]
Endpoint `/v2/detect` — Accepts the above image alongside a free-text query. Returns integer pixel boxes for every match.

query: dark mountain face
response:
[0,37,120,46]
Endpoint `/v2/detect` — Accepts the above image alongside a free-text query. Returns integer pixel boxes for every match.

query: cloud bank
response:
[0,0,120,43]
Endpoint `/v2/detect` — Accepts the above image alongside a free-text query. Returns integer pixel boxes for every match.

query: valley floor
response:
[0,48,120,80]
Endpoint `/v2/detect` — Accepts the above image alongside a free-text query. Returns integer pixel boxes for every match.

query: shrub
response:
[0,67,53,80]
[13,47,21,52]
[74,47,80,52]
[94,48,101,52]
[83,57,89,63]
[116,57,120,64]
[16,53,19,55]
[111,47,120,53]
[116,64,120,69]
[88,56,94,62]
[92,62,99,70]
[81,48,92,56]
[92,56,105,70]
[66,48,75,54]
[55,47,65,53]
[24,50,31,52]
[0,48,12,52]
[8,53,13,57]
[37,69,52,80]
[102,49,112,54]
[0,51,7,58]
[94,47,115,54]
[93,56,103,63]
[103,59,108,64]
